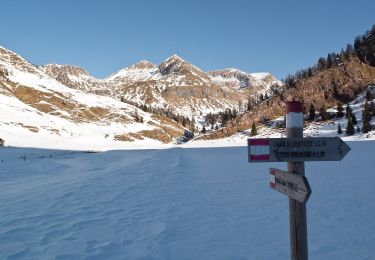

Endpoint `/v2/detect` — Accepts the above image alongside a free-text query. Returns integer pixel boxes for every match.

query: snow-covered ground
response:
[0,142,374,259]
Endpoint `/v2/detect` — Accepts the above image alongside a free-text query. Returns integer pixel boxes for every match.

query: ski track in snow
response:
[0,142,374,259]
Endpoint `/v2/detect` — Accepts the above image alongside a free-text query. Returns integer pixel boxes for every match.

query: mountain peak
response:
[42,64,91,77]
[129,60,156,70]
[158,54,203,76]
[168,54,184,61]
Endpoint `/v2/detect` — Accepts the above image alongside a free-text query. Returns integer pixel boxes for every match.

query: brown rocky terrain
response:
[201,57,375,139]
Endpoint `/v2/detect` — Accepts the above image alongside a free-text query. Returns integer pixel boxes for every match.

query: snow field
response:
[0,142,374,259]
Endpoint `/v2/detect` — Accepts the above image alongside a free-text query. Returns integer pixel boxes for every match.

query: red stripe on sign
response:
[286,101,303,113]
[250,154,270,160]
[270,182,276,189]
[249,139,269,146]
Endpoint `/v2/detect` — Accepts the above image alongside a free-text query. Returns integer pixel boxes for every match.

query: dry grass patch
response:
[139,129,172,143]
[129,133,144,140]
[49,128,61,135]
[33,103,55,113]
[151,114,184,130]
[17,123,39,133]
[114,134,134,142]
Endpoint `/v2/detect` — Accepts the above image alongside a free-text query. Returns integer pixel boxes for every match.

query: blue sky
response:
[1,0,374,79]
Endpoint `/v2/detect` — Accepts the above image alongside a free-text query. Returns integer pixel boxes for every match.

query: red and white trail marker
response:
[286,101,304,128]
[248,139,270,161]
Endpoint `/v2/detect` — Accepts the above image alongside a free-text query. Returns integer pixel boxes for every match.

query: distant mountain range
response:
[41,54,281,119]
[0,45,280,149]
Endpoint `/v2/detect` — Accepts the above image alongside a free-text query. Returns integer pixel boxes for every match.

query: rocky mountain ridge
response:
[42,54,281,121]
[0,45,279,148]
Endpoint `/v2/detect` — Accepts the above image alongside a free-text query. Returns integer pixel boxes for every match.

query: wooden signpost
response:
[248,101,351,260]
[269,168,311,203]
[248,137,351,162]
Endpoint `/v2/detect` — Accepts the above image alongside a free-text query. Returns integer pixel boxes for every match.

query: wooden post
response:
[286,101,308,260]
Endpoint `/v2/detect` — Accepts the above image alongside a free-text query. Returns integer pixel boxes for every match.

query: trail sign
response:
[248,137,350,162]
[269,168,311,203]
[247,101,352,260]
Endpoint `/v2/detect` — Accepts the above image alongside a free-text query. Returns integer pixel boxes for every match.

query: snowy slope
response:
[1,45,282,145]
[0,46,187,149]
[41,64,110,93]
[105,60,160,83]
[0,142,374,259]
[2,44,374,151]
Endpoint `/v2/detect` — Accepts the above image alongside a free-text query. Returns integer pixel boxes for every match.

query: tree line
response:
[120,97,196,132]
[308,89,374,136]
[283,24,375,89]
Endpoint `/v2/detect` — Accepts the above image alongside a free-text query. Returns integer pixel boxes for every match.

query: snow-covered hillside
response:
[2,44,375,151]
[0,44,285,150]
[0,46,187,149]
[185,86,375,148]
[0,143,374,259]
[208,68,281,91]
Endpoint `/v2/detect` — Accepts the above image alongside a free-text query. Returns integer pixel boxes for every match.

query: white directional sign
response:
[248,137,351,162]
[269,168,312,203]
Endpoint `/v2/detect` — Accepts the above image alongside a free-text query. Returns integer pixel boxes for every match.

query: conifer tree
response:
[339,49,346,62]
[317,57,327,71]
[337,123,342,134]
[351,113,357,125]
[336,102,344,118]
[365,90,373,101]
[362,101,371,133]
[345,104,353,118]
[247,98,253,111]
[345,44,354,57]
[370,101,375,116]
[250,122,257,136]
[327,53,334,68]
[309,103,316,121]
[319,105,328,121]
[232,109,238,118]
[307,67,313,77]
[346,117,355,136]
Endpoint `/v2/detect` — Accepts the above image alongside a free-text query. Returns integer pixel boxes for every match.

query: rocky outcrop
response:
[208,69,279,90]
[42,64,110,93]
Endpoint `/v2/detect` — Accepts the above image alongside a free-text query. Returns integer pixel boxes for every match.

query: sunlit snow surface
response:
[0,142,374,259]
